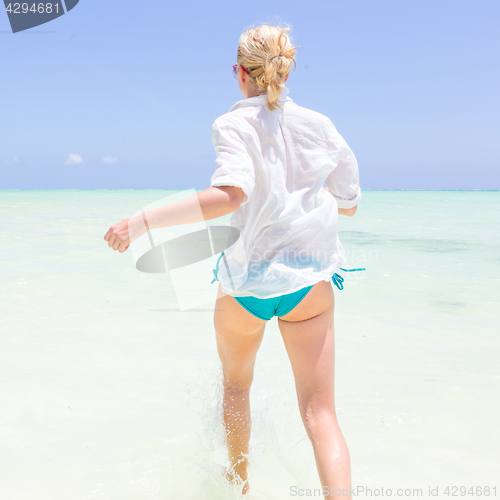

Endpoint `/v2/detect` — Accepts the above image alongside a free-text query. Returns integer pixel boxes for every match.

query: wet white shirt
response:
[210,94,361,299]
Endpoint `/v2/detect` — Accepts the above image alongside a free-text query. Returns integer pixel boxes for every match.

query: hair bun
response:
[237,25,299,111]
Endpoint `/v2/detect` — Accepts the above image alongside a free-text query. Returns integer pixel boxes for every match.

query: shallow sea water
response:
[0,189,499,499]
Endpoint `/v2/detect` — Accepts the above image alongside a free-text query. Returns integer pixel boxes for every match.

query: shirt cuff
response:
[331,190,362,209]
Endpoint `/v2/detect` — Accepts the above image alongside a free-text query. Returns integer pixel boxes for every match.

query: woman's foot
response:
[221,465,250,495]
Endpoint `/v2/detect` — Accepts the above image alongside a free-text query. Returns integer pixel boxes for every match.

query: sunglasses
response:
[232,64,249,79]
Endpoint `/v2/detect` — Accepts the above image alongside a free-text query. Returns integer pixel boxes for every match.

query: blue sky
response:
[1,0,498,190]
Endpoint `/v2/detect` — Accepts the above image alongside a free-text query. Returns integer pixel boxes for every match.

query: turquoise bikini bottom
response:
[211,252,365,321]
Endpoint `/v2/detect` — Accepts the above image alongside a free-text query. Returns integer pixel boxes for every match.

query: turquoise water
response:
[0,190,499,499]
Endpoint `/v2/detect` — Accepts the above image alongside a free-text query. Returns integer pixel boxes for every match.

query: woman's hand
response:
[338,206,357,217]
[103,216,146,253]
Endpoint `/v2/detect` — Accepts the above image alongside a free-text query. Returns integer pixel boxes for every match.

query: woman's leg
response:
[213,285,268,493]
[278,280,351,499]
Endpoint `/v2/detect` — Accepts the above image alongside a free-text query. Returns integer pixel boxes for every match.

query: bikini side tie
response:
[332,267,366,290]
[211,252,225,284]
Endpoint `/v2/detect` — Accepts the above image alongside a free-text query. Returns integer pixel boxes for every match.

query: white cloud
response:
[64,153,84,165]
[102,156,119,164]
[1,155,19,164]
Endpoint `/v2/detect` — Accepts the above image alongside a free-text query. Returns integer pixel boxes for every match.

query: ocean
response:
[0,189,498,499]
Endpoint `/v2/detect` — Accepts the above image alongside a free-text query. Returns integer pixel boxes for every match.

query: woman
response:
[105,25,361,499]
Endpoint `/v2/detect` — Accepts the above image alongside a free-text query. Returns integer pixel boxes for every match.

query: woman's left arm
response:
[323,187,357,217]
[104,186,244,252]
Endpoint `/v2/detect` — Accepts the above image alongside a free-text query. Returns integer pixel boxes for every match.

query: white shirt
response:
[210,94,361,299]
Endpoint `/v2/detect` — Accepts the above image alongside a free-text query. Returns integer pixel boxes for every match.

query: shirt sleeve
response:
[210,117,255,207]
[324,120,362,209]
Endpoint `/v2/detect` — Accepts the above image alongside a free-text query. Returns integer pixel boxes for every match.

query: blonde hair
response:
[237,25,299,112]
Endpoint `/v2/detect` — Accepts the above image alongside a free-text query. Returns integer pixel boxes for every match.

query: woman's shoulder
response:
[286,100,335,128]
[213,111,241,128]
[283,101,341,145]
[212,108,258,142]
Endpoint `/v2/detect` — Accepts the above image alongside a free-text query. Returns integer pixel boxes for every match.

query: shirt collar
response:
[228,94,293,112]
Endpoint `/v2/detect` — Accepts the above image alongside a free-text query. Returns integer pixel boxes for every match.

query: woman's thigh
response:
[277,280,337,417]
[214,284,268,390]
